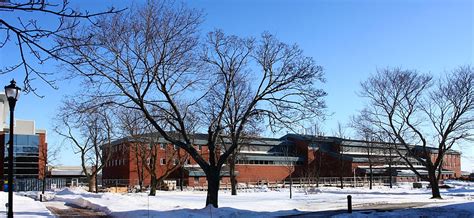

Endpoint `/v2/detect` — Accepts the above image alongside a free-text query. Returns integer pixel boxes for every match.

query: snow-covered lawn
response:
[8,180,474,217]
[0,191,52,217]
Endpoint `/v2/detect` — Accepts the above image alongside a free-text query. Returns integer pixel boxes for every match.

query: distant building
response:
[102,132,461,188]
[48,166,90,187]
[284,134,461,183]
[0,93,48,190]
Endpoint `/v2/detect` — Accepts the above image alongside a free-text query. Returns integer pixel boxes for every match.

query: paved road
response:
[284,202,439,217]
[43,201,110,217]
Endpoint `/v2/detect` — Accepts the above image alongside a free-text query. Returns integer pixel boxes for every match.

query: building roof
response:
[111,132,282,147]
[49,166,91,176]
[282,134,461,155]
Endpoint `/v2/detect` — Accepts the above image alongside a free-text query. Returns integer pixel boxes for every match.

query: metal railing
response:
[99,176,399,192]
[15,178,68,191]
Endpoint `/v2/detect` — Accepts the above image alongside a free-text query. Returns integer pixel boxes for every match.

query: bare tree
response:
[353,110,385,190]
[219,131,259,196]
[142,133,188,196]
[55,98,115,192]
[311,122,325,187]
[281,144,296,199]
[0,0,122,95]
[333,122,347,189]
[57,1,326,207]
[364,132,375,189]
[117,109,149,192]
[359,66,474,198]
[39,143,59,201]
[118,110,188,195]
[377,131,396,188]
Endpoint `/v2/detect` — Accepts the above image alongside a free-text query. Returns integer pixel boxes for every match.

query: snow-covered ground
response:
[4,180,474,217]
[0,191,52,217]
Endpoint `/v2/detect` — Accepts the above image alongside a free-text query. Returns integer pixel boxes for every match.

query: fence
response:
[15,178,68,191]
[194,176,396,191]
[101,176,397,192]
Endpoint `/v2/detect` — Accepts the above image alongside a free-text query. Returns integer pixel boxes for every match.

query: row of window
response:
[236,160,303,166]
[106,159,127,167]
[107,158,191,167]
[110,143,205,153]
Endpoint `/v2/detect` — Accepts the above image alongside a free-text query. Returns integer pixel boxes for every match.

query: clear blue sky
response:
[0,0,473,171]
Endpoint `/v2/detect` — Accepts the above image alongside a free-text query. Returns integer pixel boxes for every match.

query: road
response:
[284,201,442,217]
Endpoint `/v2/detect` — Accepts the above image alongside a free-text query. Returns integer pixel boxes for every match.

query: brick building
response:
[102,133,461,188]
[0,93,48,190]
[102,134,304,187]
[284,134,461,183]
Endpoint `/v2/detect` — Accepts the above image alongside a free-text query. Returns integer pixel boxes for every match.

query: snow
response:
[8,180,474,217]
[0,191,52,217]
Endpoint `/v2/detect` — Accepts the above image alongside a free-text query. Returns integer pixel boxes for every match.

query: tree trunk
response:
[428,169,442,199]
[149,175,157,196]
[230,159,237,196]
[42,177,46,195]
[289,177,293,199]
[206,169,220,208]
[369,165,373,190]
[88,175,97,192]
[138,164,144,192]
[180,168,184,191]
[95,174,99,193]
[389,147,393,188]
[389,167,393,188]
[316,152,321,188]
[339,154,344,189]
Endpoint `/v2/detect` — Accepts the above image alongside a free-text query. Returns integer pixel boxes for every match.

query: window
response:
[198,145,202,151]
[186,159,191,165]
[160,158,166,165]
[194,177,199,184]
[160,144,165,150]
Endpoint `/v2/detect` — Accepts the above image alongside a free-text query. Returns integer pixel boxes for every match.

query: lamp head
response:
[4,79,21,101]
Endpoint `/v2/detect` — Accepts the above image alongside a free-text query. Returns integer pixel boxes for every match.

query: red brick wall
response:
[37,133,47,179]
[235,165,294,183]
[436,153,461,178]
[104,142,192,186]
[307,149,354,177]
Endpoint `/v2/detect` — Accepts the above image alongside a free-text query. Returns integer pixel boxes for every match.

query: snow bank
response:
[0,192,52,217]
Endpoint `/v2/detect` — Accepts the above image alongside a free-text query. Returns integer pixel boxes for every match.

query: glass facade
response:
[4,134,40,178]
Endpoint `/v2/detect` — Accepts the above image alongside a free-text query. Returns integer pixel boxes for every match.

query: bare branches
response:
[54,96,117,192]
[0,0,124,95]
[57,1,326,207]
[359,66,474,198]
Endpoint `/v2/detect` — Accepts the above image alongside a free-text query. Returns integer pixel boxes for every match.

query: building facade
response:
[284,134,461,183]
[102,133,462,188]
[0,93,48,190]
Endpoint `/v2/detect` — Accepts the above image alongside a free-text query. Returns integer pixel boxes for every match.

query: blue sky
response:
[0,0,473,171]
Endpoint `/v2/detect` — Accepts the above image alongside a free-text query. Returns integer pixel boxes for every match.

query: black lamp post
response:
[5,79,21,218]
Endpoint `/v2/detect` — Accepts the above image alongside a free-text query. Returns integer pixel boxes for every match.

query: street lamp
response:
[5,79,21,218]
